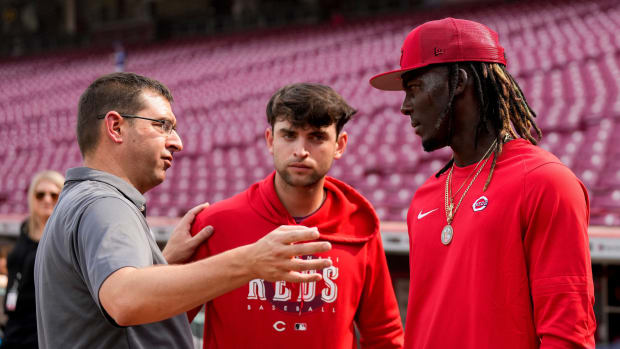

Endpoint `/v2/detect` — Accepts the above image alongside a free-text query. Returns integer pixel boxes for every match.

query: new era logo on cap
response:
[434,48,444,56]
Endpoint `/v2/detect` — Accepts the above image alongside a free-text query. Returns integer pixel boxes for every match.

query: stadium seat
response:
[1,0,619,225]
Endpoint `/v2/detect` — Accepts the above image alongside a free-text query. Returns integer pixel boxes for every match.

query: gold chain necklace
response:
[450,139,496,200]
[441,139,497,245]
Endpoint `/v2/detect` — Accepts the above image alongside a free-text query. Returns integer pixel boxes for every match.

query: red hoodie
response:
[189,172,404,349]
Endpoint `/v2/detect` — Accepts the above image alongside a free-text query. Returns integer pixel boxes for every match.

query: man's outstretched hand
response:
[243,225,332,283]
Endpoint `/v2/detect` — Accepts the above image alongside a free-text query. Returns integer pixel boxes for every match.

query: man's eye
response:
[156,120,174,134]
[405,86,417,97]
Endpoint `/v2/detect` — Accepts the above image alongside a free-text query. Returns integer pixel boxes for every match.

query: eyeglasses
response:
[35,191,59,202]
[96,114,177,135]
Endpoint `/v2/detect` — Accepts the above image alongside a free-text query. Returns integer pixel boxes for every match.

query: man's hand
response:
[244,225,332,283]
[163,203,213,264]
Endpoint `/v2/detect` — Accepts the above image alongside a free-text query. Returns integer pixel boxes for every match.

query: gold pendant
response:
[441,225,453,245]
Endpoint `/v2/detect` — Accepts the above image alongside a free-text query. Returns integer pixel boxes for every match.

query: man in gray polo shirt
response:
[34,72,332,348]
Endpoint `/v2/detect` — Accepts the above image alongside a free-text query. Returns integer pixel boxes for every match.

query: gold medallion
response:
[442,139,497,247]
[441,225,453,245]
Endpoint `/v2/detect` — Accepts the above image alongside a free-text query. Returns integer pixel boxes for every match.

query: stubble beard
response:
[278,167,324,188]
[421,105,452,152]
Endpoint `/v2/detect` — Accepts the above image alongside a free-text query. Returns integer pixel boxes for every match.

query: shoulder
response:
[516,161,588,221]
[523,162,587,209]
[494,140,577,186]
[524,161,579,184]
[45,183,140,244]
[8,223,30,257]
[84,196,142,219]
[19,219,29,237]
[512,143,582,188]
[57,180,130,217]
[500,139,563,173]
[76,197,152,255]
[66,178,119,196]
[194,190,250,225]
[325,176,374,207]
[75,196,147,245]
[500,140,585,197]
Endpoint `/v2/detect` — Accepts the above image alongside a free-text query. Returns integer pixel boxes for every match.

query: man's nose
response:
[401,95,413,115]
[293,140,309,158]
[166,130,183,152]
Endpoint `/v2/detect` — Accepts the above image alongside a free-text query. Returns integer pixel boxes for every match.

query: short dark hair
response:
[266,83,356,135]
[76,72,173,156]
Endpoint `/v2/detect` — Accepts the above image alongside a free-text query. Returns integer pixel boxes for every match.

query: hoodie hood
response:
[247,171,378,244]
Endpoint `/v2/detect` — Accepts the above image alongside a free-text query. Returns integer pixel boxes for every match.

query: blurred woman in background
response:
[1,170,64,349]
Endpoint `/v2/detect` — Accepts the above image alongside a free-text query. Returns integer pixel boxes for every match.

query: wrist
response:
[227,244,255,282]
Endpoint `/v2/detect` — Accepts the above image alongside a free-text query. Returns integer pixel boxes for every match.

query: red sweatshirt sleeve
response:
[355,233,404,348]
[186,211,212,323]
[522,163,596,348]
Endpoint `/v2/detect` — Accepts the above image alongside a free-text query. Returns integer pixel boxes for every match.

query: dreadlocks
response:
[435,62,542,191]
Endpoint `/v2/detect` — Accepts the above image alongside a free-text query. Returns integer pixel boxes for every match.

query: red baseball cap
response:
[370,18,506,91]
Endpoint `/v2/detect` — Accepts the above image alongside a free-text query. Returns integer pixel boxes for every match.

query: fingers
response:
[287,241,331,257]
[276,226,320,244]
[263,225,332,257]
[190,226,214,246]
[179,202,210,225]
[187,202,210,216]
[260,257,331,282]
[249,225,333,282]
[283,272,324,283]
[288,257,332,272]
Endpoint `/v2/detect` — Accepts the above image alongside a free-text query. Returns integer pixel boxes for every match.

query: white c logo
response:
[273,321,286,332]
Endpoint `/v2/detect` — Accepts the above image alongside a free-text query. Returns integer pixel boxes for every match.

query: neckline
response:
[449,138,522,179]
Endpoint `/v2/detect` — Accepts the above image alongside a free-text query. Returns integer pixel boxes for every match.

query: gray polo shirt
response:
[34,167,193,349]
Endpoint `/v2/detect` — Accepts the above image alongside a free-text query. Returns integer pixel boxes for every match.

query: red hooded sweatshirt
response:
[189,172,404,349]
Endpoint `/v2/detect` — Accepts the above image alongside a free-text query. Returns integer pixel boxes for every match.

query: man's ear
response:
[334,131,348,160]
[454,68,469,96]
[103,111,124,144]
[265,127,274,155]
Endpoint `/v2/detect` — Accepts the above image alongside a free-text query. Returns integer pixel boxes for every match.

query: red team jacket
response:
[405,139,596,348]
[189,172,404,348]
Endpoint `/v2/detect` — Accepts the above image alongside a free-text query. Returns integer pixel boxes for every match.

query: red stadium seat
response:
[1,0,619,225]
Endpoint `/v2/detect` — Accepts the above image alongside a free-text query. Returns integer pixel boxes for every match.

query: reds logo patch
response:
[247,255,339,315]
[472,196,489,212]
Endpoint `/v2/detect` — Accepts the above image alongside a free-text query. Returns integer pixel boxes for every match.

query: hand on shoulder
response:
[163,203,214,264]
